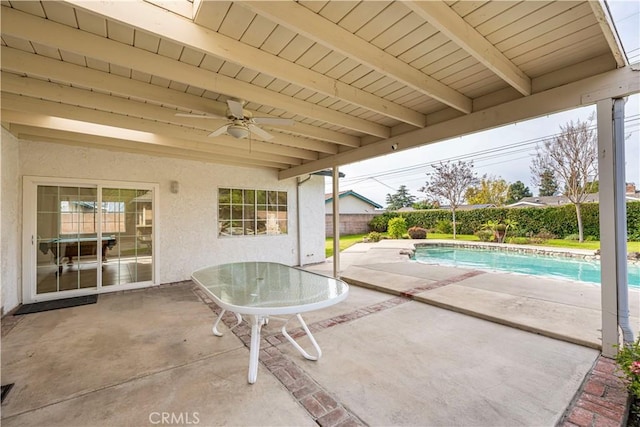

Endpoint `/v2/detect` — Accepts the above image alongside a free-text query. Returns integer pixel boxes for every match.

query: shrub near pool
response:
[387,217,408,239]
[408,226,427,239]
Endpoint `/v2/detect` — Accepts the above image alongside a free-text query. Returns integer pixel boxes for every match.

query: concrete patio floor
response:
[308,240,640,350]
[1,240,635,426]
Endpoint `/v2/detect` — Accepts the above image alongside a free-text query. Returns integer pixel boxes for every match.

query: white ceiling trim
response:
[404,0,532,96]
[241,1,472,114]
[588,0,627,68]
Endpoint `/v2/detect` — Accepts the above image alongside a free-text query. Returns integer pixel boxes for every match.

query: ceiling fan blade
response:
[253,117,295,126]
[208,125,229,137]
[248,124,274,141]
[227,99,245,119]
[175,113,226,119]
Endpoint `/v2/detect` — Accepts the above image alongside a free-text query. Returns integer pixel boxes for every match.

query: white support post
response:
[597,98,631,357]
[332,167,340,278]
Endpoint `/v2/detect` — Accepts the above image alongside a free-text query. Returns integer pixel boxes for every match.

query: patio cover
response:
[0,0,637,173]
[1,1,638,354]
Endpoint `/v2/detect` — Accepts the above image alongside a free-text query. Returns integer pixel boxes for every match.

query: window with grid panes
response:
[218,188,287,236]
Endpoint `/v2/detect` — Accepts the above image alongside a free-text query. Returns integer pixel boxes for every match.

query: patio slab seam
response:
[339,268,484,297]
[191,283,414,427]
[398,270,486,297]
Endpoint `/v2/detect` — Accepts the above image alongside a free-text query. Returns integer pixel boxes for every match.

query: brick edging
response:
[191,283,412,427]
[560,356,631,427]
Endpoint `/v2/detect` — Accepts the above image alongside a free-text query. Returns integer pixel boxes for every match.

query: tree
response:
[530,116,598,242]
[506,180,533,204]
[464,175,509,206]
[412,200,436,210]
[537,169,559,196]
[420,160,478,239]
[385,185,416,210]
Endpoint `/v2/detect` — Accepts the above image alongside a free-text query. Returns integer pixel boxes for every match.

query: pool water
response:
[413,246,640,288]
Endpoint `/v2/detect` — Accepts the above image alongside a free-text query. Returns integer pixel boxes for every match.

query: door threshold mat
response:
[1,384,14,403]
[14,295,98,315]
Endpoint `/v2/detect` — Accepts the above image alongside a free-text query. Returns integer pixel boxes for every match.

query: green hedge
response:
[368,202,640,240]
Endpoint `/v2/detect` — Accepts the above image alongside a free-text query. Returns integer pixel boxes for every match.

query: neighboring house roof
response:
[438,204,496,211]
[519,194,600,205]
[325,190,383,209]
[507,194,597,208]
[505,192,640,208]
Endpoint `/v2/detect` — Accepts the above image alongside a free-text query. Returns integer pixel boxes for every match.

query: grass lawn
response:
[325,233,368,258]
[326,233,640,259]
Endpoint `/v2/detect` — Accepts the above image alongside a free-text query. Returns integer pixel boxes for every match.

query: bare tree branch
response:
[421,160,478,238]
[530,115,598,241]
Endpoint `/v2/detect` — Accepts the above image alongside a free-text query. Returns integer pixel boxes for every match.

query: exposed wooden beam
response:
[14,127,284,170]
[66,0,426,128]
[1,47,360,148]
[1,7,390,138]
[1,72,337,156]
[1,109,302,166]
[404,1,531,96]
[0,91,322,162]
[588,0,627,68]
[242,1,472,114]
[279,65,640,179]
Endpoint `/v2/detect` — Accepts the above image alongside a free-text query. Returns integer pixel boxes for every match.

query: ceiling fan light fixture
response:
[227,124,249,139]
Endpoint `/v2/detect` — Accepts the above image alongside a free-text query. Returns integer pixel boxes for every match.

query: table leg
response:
[248,315,267,384]
[282,314,322,361]
[212,310,242,337]
[212,309,226,337]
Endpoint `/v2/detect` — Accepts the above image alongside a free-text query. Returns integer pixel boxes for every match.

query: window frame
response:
[218,187,288,237]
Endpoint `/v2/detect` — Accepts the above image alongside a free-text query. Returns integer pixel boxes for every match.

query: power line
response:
[338,116,639,185]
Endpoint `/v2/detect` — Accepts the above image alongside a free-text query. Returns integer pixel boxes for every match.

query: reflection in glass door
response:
[35,184,154,297]
[36,186,99,294]
[101,188,153,286]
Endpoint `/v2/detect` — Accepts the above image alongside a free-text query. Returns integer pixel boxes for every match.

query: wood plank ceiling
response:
[0,0,626,178]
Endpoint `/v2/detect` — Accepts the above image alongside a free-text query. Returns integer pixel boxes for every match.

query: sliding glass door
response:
[28,179,156,301]
[36,185,100,294]
[101,188,153,286]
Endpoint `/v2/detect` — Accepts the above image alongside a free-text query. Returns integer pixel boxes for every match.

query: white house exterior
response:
[1,129,326,313]
[325,191,383,214]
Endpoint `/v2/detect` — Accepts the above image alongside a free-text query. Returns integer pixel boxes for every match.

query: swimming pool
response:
[413,245,640,288]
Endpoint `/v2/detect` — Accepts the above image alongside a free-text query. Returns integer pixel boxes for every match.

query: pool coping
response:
[412,240,640,265]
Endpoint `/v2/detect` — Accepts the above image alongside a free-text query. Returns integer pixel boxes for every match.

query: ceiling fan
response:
[176,98,294,141]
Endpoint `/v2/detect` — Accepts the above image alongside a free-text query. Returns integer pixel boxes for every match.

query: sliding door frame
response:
[22,176,160,303]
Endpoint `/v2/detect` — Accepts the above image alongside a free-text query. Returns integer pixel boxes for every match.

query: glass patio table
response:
[191,262,349,384]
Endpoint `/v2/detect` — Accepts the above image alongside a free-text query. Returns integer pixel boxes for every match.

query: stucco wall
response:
[15,139,326,295]
[325,195,380,214]
[1,127,21,314]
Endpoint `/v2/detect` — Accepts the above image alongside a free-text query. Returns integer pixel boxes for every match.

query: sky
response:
[326,1,640,207]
